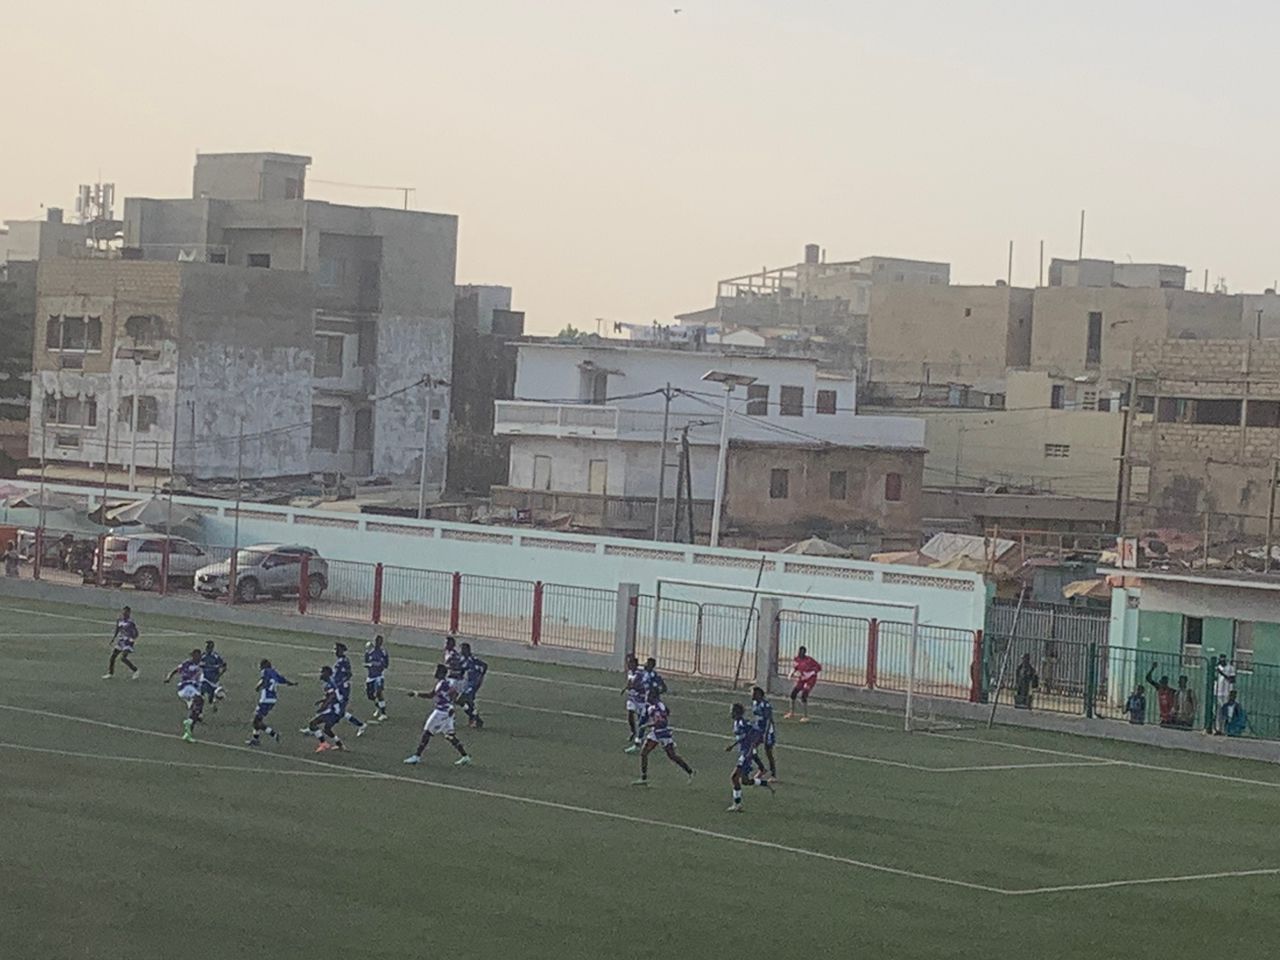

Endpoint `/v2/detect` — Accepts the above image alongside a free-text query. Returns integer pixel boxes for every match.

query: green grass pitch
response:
[1,597,1276,959]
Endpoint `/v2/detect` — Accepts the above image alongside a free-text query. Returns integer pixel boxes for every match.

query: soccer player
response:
[403,664,472,767]
[750,685,778,780]
[726,703,774,812]
[164,648,205,743]
[443,635,465,685]
[102,605,140,679]
[626,656,668,753]
[247,659,295,746]
[199,640,228,712]
[786,646,822,721]
[623,655,646,748]
[331,642,367,736]
[304,666,346,752]
[632,687,694,786]
[364,635,390,722]
[456,642,488,729]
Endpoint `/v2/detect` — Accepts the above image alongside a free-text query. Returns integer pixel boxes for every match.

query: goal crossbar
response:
[653,578,922,731]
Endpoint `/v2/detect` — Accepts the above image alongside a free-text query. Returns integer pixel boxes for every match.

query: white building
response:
[494,340,926,549]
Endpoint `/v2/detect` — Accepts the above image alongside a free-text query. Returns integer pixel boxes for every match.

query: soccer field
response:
[2,598,1276,959]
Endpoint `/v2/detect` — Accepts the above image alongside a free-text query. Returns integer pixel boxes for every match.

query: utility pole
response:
[1078,209,1086,260]
[1038,239,1045,287]
[417,377,448,519]
[1266,458,1279,573]
[709,384,733,547]
[682,428,695,545]
[229,417,244,603]
[1007,240,1013,287]
[37,424,47,533]
[954,424,964,489]
[129,357,141,492]
[101,407,112,522]
[672,427,687,544]
[1115,377,1136,534]
[653,383,672,540]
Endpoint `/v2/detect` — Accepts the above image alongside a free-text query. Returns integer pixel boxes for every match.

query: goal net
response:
[655,577,964,732]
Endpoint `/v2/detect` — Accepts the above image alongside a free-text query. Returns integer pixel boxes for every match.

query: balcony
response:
[494,401,619,439]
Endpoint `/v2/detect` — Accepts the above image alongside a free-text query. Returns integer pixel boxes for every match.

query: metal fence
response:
[541,583,616,654]
[774,610,873,689]
[456,573,535,644]
[634,595,756,680]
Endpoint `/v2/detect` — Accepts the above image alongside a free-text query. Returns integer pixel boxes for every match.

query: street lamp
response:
[702,370,757,548]
[114,345,162,492]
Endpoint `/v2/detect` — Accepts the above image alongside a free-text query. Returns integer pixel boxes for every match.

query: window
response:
[125,314,164,344]
[247,253,272,269]
[532,455,553,491]
[208,250,227,265]
[816,389,837,415]
[579,368,609,404]
[829,470,847,500]
[884,472,903,502]
[117,395,159,432]
[769,468,790,500]
[284,177,302,200]
[43,393,98,427]
[588,459,608,495]
[1183,616,1204,657]
[779,385,804,417]
[964,307,972,318]
[318,257,345,288]
[357,321,377,365]
[1098,395,1112,412]
[353,408,374,452]
[1247,400,1280,428]
[314,334,344,378]
[1050,385,1065,410]
[430,408,442,420]
[45,315,102,352]
[1157,397,1242,425]
[746,384,770,417]
[1044,443,1071,459]
[311,405,340,452]
[1082,390,1098,411]
[1086,311,1102,367]
[1234,621,1256,671]
[1137,395,1156,415]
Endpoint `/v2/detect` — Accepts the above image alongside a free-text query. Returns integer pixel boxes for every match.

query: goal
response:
[655,577,958,731]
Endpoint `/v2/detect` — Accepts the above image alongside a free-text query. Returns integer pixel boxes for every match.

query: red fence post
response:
[531,580,544,646]
[371,563,384,625]
[449,572,462,634]
[95,533,106,588]
[865,618,879,689]
[32,528,43,581]
[968,629,984,703]
[297,554,310,615]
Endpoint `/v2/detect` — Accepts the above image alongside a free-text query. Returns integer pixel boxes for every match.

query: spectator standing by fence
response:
[1013,653,1039,709]
[1173,675,1197,729]
[2,541,18,578]
[1126,686,1146,724]
[1145,664,1176,726]
[1218,689,1248,737]
[1213,655,1237,734]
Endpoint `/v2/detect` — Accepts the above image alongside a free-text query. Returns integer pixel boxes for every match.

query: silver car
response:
[97,534,209,591]
[194,543,328,603]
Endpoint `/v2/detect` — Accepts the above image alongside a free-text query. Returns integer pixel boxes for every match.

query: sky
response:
[3,1,1278,333]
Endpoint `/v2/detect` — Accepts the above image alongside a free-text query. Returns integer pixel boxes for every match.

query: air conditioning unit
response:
[55,434,81,449]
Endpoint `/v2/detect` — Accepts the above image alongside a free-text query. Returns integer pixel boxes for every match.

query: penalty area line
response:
[0,740,382,779]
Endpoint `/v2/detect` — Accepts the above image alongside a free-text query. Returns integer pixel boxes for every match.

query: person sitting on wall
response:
[1013,653,1039,710]
[1173,675,1197,729]
[1144,664,1177,726]
[1125,685,1146,725]
[1218,689,1248,738]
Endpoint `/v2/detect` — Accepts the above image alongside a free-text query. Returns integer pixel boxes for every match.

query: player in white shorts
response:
[403,664,472,767]
[164,649,205,743]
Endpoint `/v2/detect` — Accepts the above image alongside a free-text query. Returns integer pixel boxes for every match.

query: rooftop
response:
[512,336,821,363]
[1099,567,1280,592]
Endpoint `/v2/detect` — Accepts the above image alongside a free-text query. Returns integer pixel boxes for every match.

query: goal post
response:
[654,577,936,729]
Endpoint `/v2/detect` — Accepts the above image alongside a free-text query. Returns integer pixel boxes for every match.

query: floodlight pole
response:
[709,383,733,547]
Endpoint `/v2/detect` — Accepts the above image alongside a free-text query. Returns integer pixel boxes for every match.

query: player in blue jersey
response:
[403,664,471,767]
[632,686,693,785]
[750,686,778,780]
[363,635,390,722]
[626,657,668,753]
[331,642,367,736]
[199,640,228,711]
[304,666,346,752]
[726,703,774,812]
[456,642,488,729]
[247,659,295,746]
[102,606,140,679]
[164,648,205,743]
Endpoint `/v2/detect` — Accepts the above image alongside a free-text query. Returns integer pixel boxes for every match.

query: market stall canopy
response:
[2,490,82,511]
[106,498,200,528]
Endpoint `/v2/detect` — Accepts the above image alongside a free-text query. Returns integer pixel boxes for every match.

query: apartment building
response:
[30,152,458,485]
[492,338,925,551]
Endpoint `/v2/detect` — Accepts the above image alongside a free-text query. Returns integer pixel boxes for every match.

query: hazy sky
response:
[3,1,1277,332]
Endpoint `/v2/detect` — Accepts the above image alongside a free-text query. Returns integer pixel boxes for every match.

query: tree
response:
[555,324,591,341]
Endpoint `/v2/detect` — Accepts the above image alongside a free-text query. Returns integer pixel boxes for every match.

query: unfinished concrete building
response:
[29,152,458,486]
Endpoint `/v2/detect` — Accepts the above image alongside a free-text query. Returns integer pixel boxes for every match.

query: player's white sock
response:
[732,789,742,805]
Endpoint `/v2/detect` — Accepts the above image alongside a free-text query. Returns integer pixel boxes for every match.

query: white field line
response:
[468,692,1117,776]
[0,699,1009,897]
[0,740,380,779]
[7,603,1280,790]
[4,698,1278,899]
